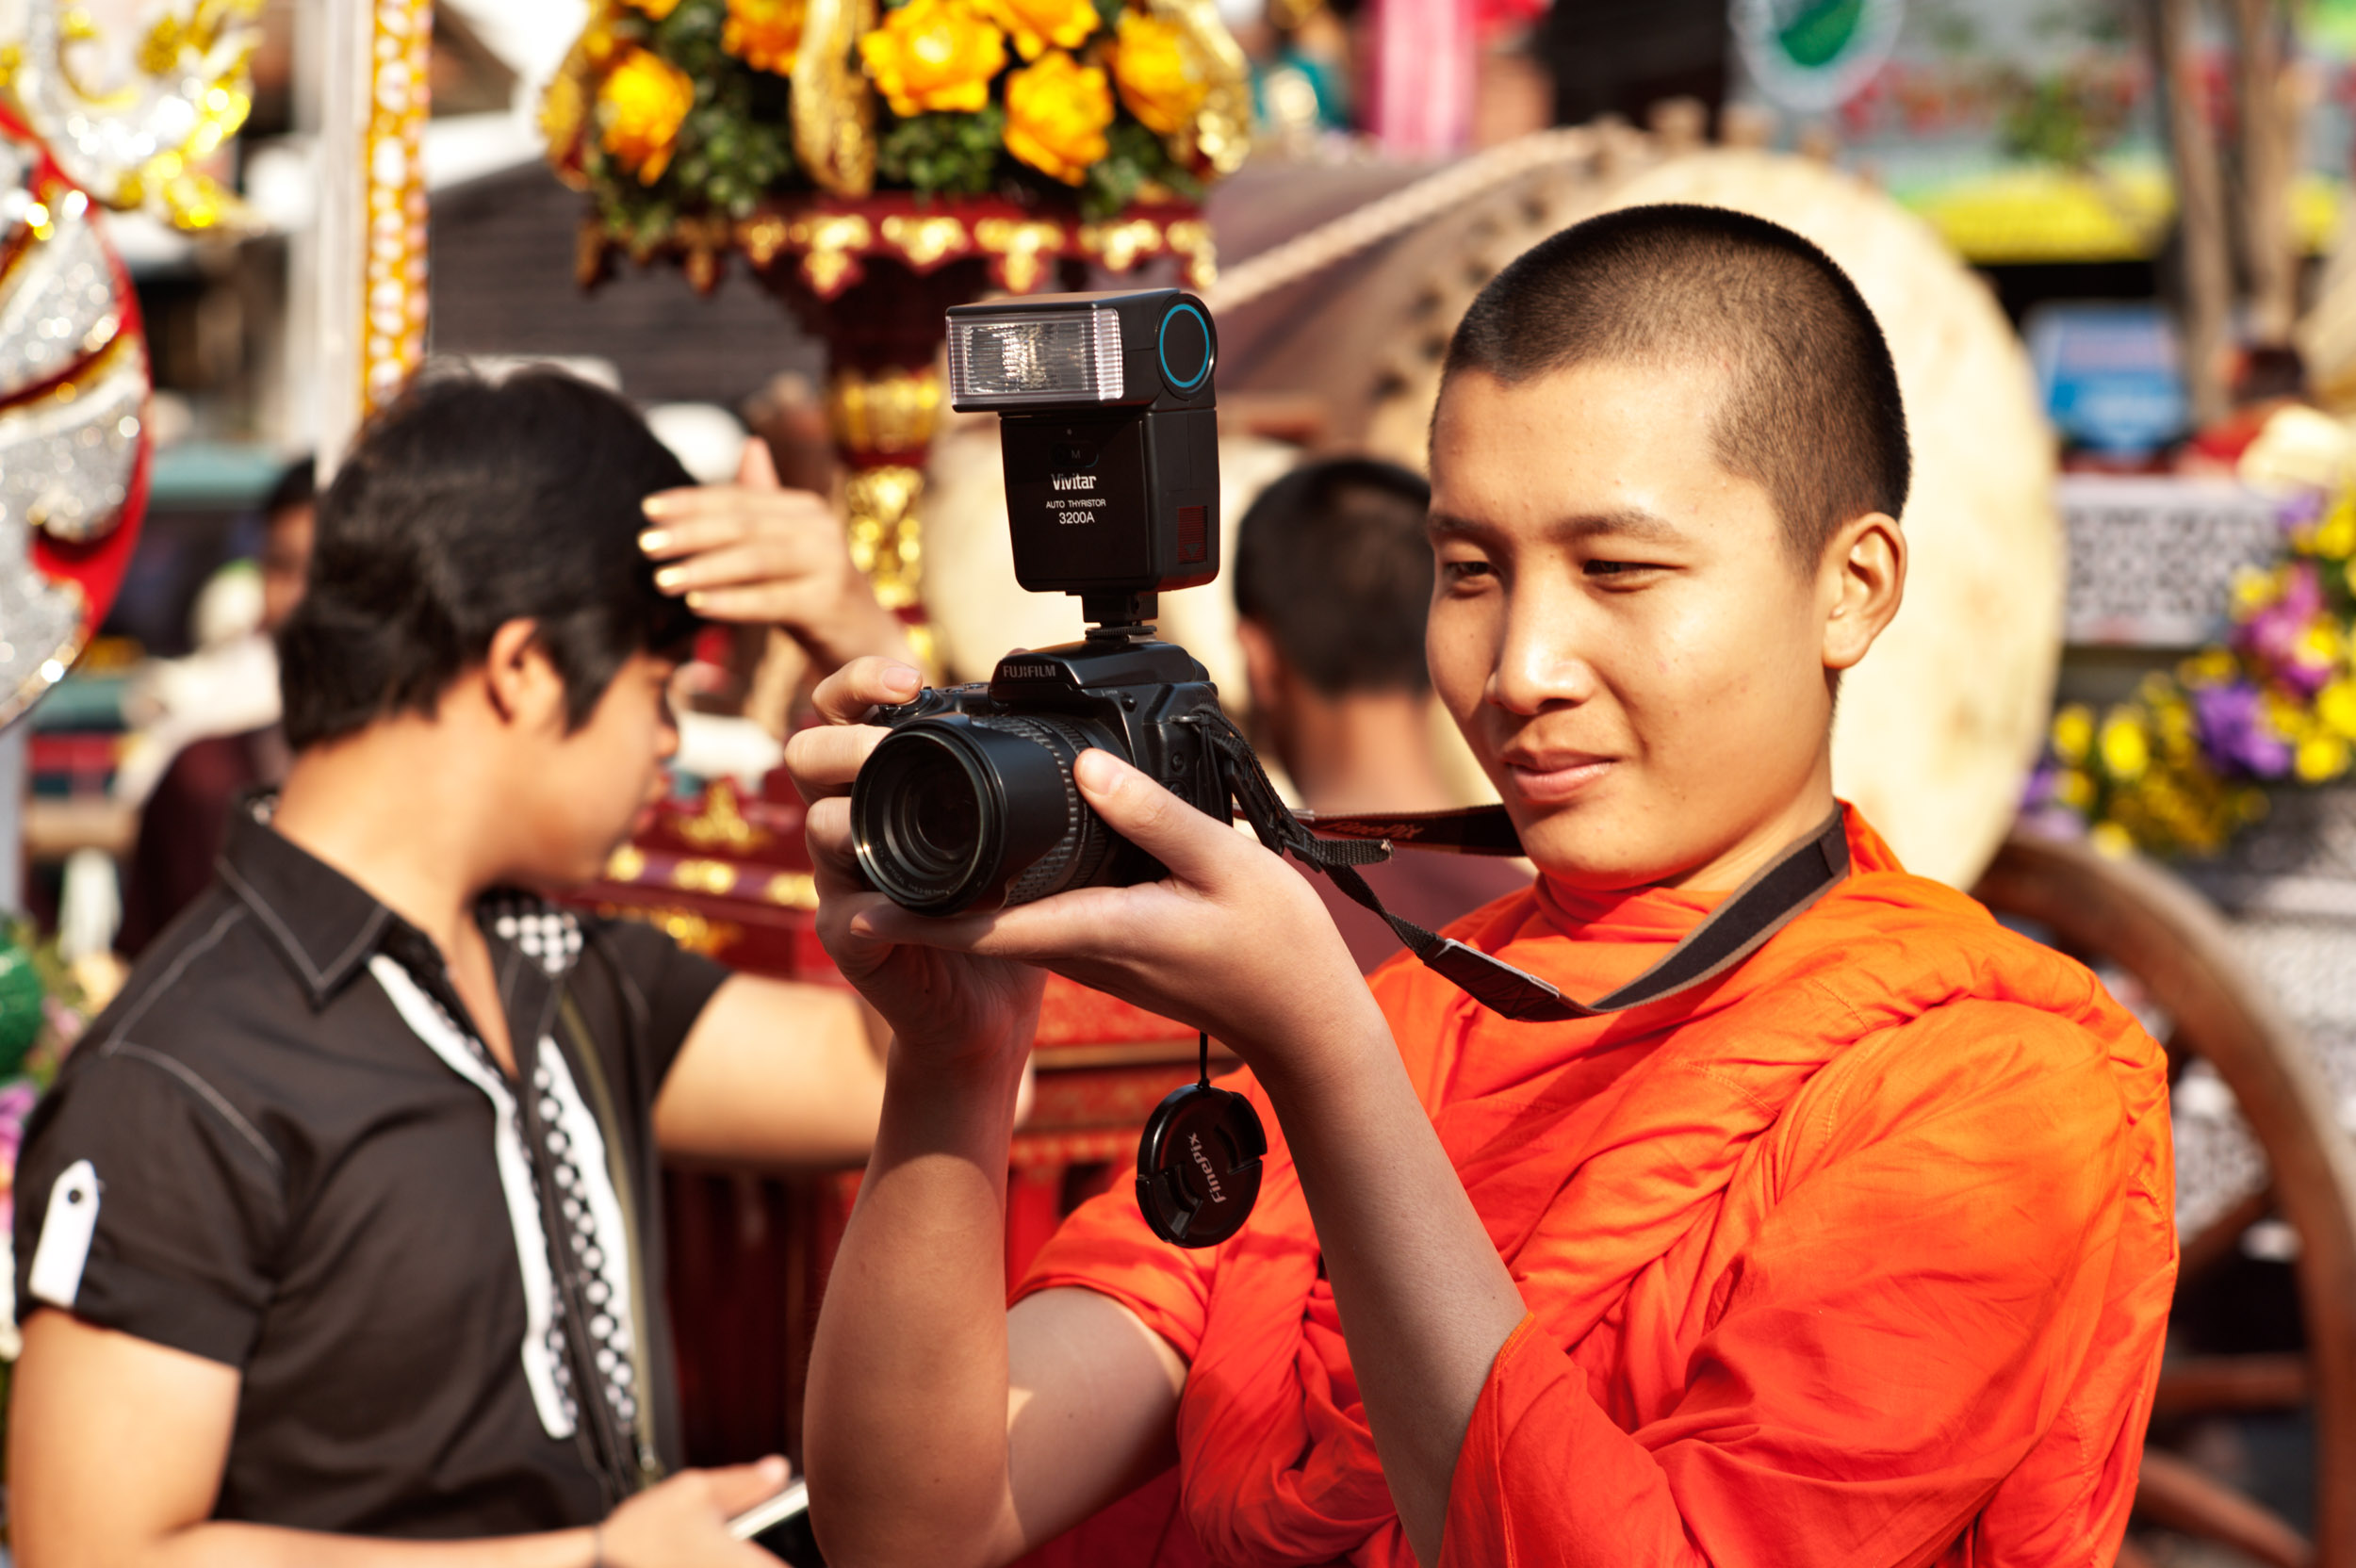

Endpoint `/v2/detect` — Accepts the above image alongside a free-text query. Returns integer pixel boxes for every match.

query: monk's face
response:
[1426,361,1892,892]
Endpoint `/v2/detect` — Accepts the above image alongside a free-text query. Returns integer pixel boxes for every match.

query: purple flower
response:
[2235,563,2334,697]
[2193,680,2294,777]
[2277,489,2329,531]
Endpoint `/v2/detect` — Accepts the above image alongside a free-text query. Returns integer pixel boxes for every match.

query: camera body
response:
[853,286,1235,916]
[854,639,1228,913]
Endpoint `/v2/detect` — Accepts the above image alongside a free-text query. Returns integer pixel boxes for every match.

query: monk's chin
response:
[1511,814,1691,894]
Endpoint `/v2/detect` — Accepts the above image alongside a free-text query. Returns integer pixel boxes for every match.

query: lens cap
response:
[1136,1081,1266,1248]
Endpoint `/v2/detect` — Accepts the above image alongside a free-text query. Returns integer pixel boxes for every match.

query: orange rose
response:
[1107,9,1205,136]
[977,0,1099,61]
[723,0,805,74]
[1003,50,1112,184]
[597,46,695,183]
[859,0,1008,118]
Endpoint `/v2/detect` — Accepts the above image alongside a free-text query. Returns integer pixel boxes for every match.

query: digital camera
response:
[851,286,1238,915]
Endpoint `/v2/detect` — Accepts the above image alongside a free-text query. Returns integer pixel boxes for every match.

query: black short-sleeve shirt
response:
[12,809,728,1537]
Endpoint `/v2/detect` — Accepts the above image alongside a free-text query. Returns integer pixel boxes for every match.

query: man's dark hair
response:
[1443,203,1909,568]
[278,369,700,750]
[1234,457,1433,696]
[261,453,317,524]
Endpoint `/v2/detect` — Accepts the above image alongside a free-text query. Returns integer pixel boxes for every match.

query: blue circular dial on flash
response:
[1158,302,1213,393]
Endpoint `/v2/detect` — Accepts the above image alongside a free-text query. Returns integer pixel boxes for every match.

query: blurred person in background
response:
[116,456,316,956]
[1234,457,1530,972]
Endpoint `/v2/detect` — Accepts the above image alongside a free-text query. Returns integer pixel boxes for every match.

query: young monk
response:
[786,204,2176,1568]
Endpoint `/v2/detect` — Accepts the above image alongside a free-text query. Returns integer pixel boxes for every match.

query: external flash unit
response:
[946,287,1219,600]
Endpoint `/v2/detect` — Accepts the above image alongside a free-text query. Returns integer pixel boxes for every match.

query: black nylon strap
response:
[1184,710,1850,1023]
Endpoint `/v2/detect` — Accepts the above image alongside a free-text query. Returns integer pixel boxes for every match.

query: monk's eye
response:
[1439,559,1494,585]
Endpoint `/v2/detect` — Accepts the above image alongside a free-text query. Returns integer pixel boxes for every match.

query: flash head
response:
[946,288,1216,413]
[947,287,1220,605]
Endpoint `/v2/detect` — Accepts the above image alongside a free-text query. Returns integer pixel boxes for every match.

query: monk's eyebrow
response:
[1426,506,1688,545]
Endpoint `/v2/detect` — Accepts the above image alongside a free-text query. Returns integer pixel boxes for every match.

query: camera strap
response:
[1185,711,1851,1023]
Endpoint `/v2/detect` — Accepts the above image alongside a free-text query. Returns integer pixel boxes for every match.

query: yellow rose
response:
[598,47,695,183]
[2315,497,2356,560]
[627,0,681,17]
[2050,703,2094,764]
[978,0,1099,59]
[2097,708,2149,781]
[1002,50,1112,184]
[2297,732,2351,783]
[2087,821,2135,858]
[2321,678,2356,741]
[2179,646,2238,687]
[725,0,805,74]
[859,0,1008,117]
[1107,10,1205,137]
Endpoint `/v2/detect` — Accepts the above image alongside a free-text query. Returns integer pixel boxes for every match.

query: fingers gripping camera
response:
[851,645,1232,914]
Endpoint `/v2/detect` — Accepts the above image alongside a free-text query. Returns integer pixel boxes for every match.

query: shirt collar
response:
[217,802,428,1007]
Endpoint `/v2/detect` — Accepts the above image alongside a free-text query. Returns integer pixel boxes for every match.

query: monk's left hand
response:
[640,437,912,675]
[845,747,1387,1086]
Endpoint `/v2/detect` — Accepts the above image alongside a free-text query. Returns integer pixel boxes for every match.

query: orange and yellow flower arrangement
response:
[544,0,1245,253]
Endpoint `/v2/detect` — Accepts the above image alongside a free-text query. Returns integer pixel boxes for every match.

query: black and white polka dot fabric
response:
[488,897,586,979]
[363,898,640,1451]
[533,1044,639,1436]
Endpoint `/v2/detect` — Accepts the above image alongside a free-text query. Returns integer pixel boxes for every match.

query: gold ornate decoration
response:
[360,0,433,416]
[787,209,875,293]
[826,364,941,457]
[580,195,1209,302]
[790,0,878,196]
[1164,217,1216,289]
[605,843,649,882]
[764,872,819,909]
[673,858,744,896]
[1144,0,1250,177]
[879,210,972,268]
[675,779,773,851]
[739,211,792,266]
[973,215,1067,292]
[599,903,744,957]
[1079,216,1165,270]
[4,0,267,232]
[843,463,924,610]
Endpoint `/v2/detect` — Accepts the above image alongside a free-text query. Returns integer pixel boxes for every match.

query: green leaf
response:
[879,106,1008,196]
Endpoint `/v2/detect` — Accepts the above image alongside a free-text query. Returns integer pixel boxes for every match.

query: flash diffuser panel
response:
[948,306,1125,409]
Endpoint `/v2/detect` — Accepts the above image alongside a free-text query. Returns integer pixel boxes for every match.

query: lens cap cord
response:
[1133,713,1852,1248]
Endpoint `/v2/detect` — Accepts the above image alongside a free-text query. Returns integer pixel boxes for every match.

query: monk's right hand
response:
[785,658,1046,1070]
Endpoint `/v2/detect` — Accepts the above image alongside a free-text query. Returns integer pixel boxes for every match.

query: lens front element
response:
[852,714,1116,913]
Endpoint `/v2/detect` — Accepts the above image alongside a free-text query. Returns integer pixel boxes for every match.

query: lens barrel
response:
[852,713,1121,914]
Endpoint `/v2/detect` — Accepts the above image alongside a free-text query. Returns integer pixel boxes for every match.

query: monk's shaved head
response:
[1441,204,1909,571]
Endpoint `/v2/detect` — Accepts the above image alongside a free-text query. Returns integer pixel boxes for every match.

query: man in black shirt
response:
[10,370,906,1567]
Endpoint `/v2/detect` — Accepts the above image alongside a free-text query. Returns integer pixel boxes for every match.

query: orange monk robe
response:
[1013,809,2175,1568]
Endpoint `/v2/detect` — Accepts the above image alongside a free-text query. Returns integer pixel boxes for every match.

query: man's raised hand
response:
[640,439,911,674]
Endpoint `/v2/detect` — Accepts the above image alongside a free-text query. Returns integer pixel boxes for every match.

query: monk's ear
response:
[1819,512,1906,674]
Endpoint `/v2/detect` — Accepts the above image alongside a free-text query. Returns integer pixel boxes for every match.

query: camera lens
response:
[853,714,1120,914]
[884,746,981,883]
